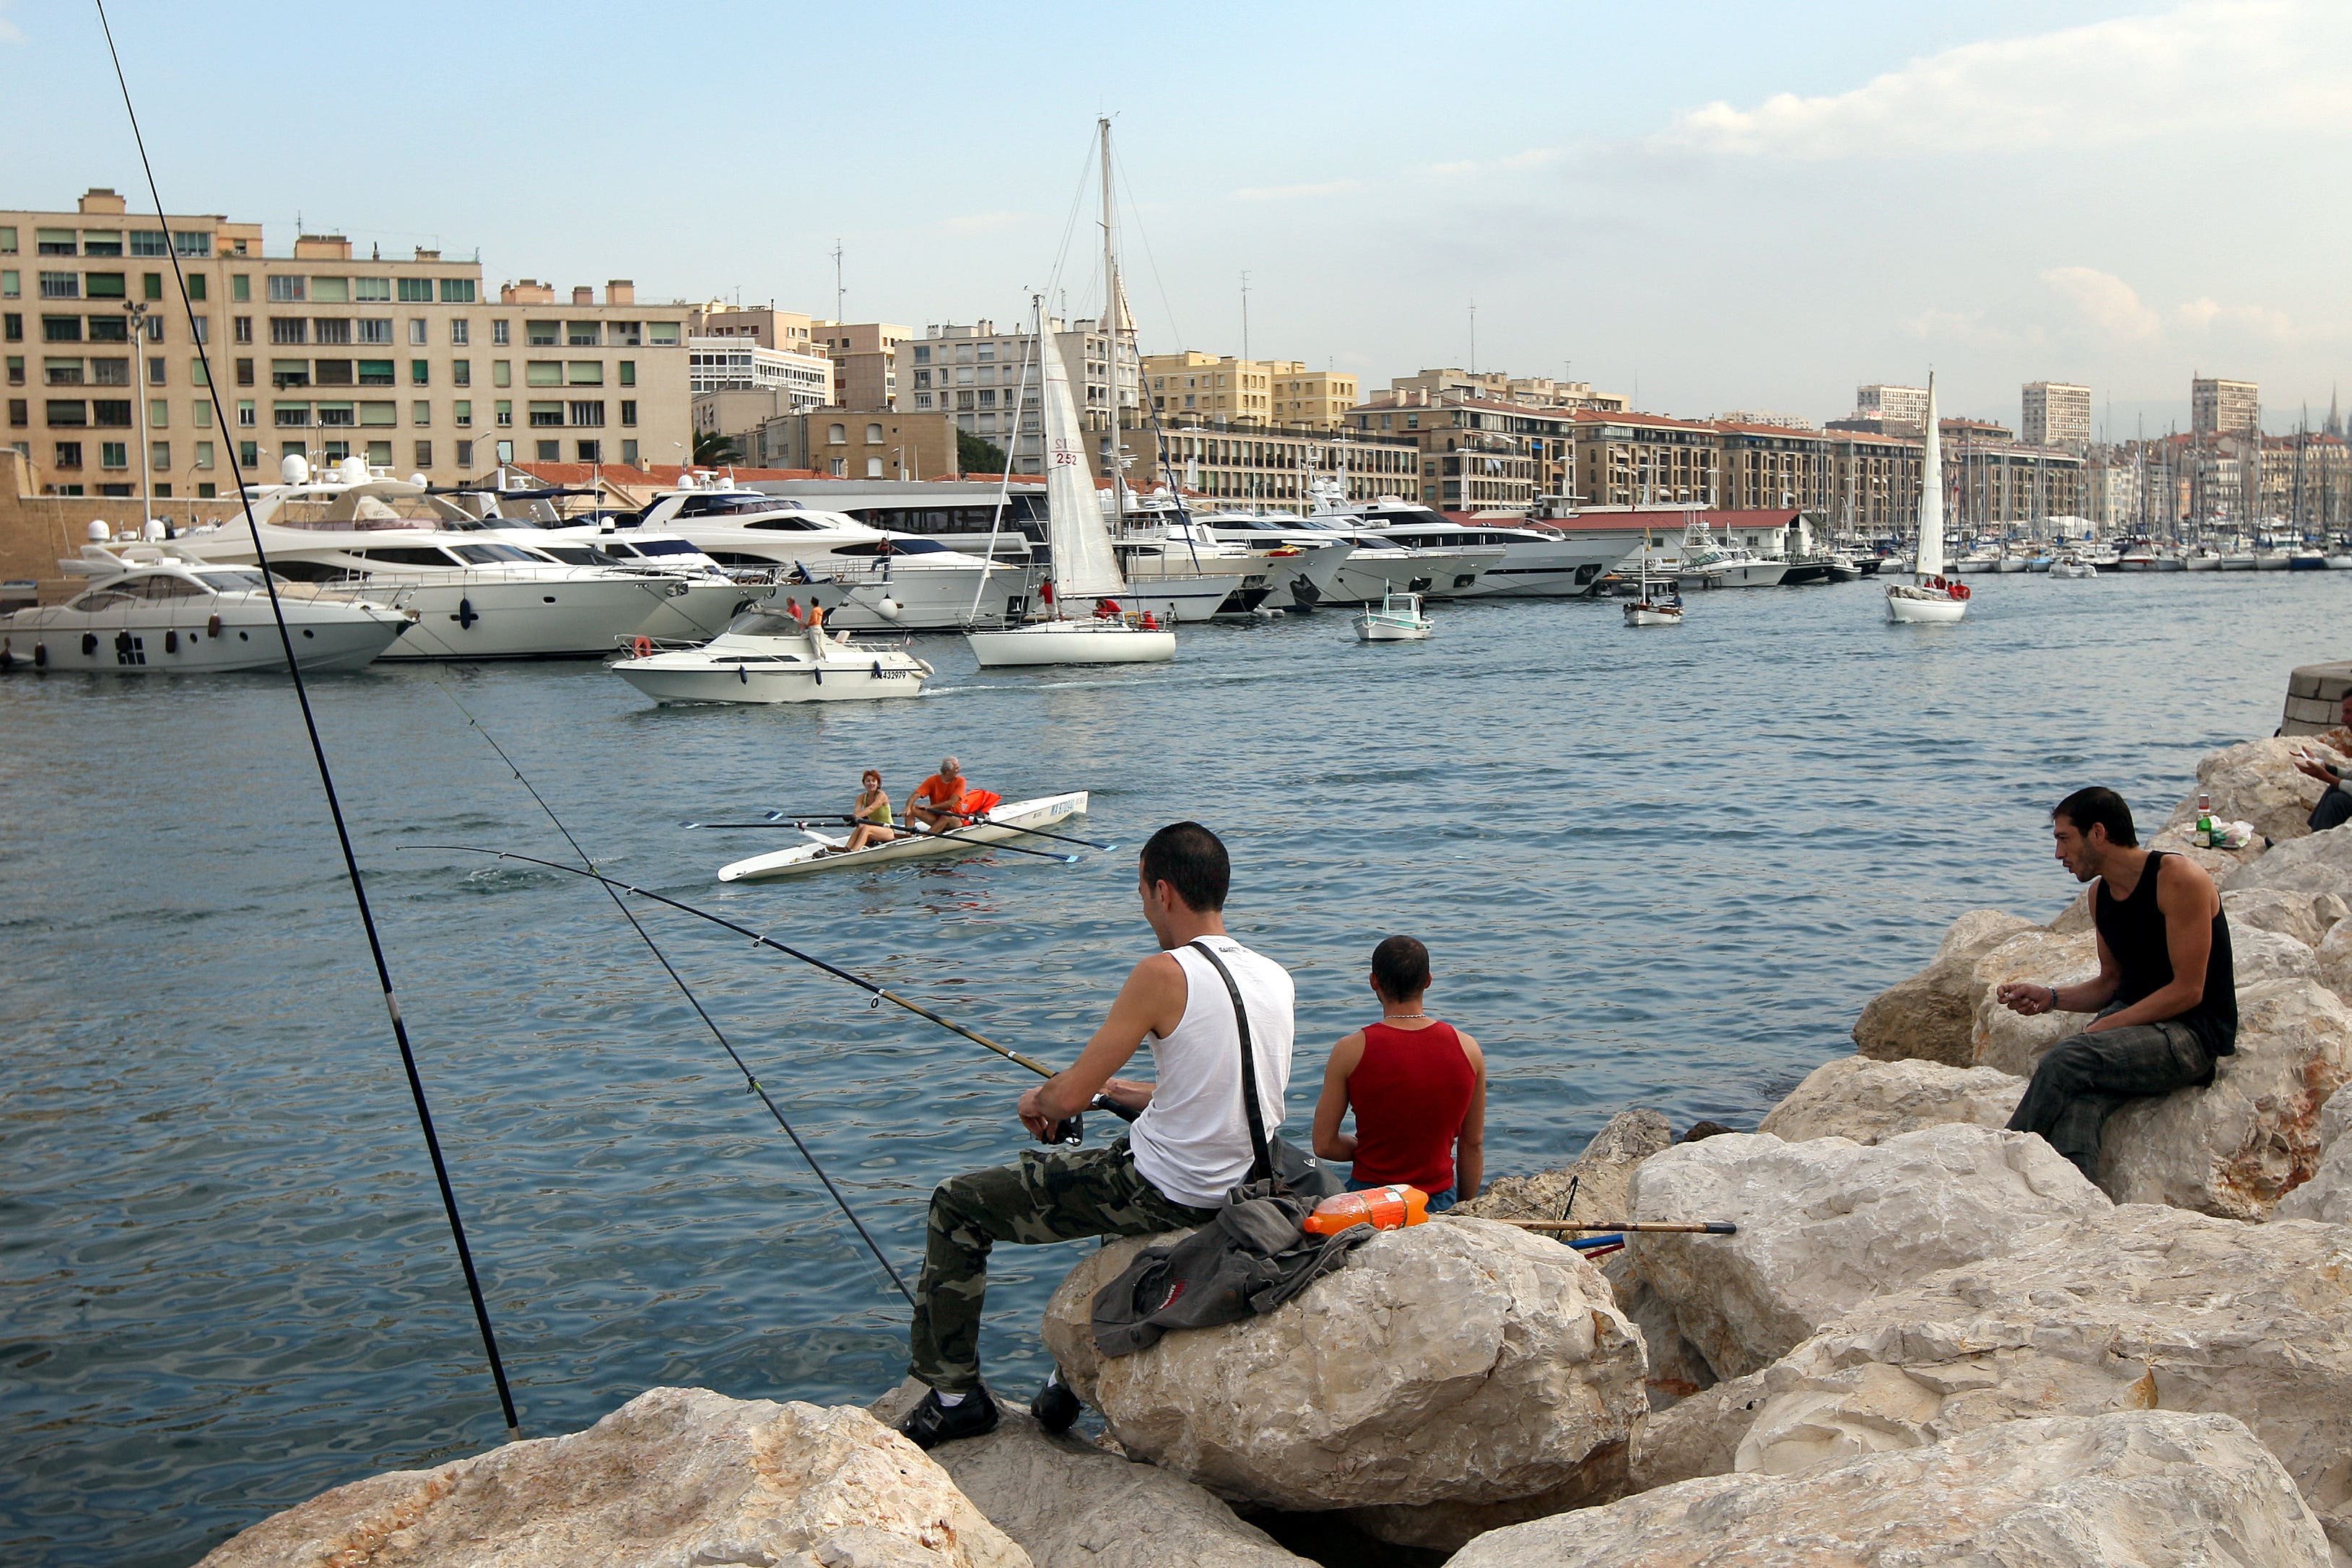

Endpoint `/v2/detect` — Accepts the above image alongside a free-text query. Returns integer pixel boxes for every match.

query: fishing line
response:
[93,0,521,1440]
[427,687,913,1305]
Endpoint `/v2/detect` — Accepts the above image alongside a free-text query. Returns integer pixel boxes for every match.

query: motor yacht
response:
[609,609,932,705]
[4,554,412,673]
[1199,510,1470,606]
[1311,493,1624,597]
[1113,500,1354,613]
[149,457,707,660]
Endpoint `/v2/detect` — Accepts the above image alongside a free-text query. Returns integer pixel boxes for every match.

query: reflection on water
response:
[1,573,2338,1565]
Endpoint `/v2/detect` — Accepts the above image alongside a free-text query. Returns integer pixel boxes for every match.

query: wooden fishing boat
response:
[715,791,1089,881]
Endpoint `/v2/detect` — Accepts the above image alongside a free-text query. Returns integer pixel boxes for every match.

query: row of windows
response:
[266,275,474,305]
[23,432,637,480]
[14,391,635,432]
[6,228,214,258]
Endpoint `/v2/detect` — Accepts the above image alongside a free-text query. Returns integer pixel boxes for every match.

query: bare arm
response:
[1018,951,1184,1136]
[2085,857,2217,1034]
[1998,918,2123,1017]
[1311,1032,1366,1162]
[1452,1029,1486,1201]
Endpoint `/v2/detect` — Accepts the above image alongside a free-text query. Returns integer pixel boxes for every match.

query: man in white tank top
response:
[895,822,1295,1449]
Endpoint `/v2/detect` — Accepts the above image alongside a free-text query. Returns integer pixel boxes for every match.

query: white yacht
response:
[1670,518,1790,589]
[1198,508,1477,607]
[139,457,707,660]
[609,609,932,705]
[1341,500,1632,597]
[4,556,412,673]
[1112,502,1351,614]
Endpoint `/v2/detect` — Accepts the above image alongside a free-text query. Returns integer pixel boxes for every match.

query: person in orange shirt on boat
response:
[1310,935,1486,1211]
[909,757,975,835]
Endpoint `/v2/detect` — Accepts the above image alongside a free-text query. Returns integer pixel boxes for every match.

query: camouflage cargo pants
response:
[907,1137,1216,1393]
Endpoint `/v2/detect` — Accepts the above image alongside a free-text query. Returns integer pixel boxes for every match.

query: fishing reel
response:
[1042,1093,1142,1147]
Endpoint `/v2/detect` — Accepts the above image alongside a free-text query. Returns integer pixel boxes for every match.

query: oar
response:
[899,823,1078,864]
[1494,1220,1737,1234]
[685,817,854,829]
[947,811,1115,852]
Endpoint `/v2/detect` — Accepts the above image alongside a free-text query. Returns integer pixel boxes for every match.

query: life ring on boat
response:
[630,635,654,658]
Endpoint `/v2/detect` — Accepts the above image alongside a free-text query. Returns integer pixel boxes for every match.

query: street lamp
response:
[124,298,153,522]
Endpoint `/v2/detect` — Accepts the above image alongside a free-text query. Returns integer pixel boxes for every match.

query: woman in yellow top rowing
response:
[835,770,898,854]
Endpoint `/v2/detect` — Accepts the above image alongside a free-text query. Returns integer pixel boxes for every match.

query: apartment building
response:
[687,302,819,354]
[1716,421,1831,511]
[1386,368,1628,412]
[687,336,829,401]
[1271,365,1356,428]
[1826,430,1923,535]
[4,188,690,495]
[907,317,1139,474]
[732,409,959,479]
[1123,422,1422,511]
[1855,383,1928,428]
[2021,381,2091,450]
[1567,410,1722,508]
[808,321,911,411]
[2192,375,2260,438]
[1142,351,1275,423]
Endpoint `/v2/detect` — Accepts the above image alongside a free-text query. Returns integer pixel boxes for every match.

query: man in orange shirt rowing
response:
[909,757,981,835]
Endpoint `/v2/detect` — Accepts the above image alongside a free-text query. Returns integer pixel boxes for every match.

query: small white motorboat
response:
[609,608,932,705]
[1354,590,1432,641]
[0,559,414,674]
[2050,556,2098,579]
[717,791,1089,881]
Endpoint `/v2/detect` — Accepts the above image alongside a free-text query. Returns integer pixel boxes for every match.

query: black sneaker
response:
[1031,1369,1081,1434]
[895,1385,999,1450]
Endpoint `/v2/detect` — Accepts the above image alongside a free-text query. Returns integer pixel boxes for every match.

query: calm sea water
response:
[4,570,2343,1566]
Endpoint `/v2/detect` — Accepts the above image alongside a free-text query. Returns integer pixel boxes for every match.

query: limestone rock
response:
[1966,926,2101,1077]
[2149,824,2269,879]
[2224,885,2351,949]
[2228,822,2352,898]
[2325,1083,2351,1152]
[1040,1216,1645,1523]
[2228,922,2324,988]
[1450,1411,2334,1568]
[2320,920,2352,1004]
[2099,978,2352,1218]
[1756,1055,2023,1146]
[2273,1132,2352,1223]
[1626,1370,1768,1493]
[2166,734,2328,846]
[1626,1125,2109,1379]
[1720,1206,2352,1552]
[196,1387,1029,1568]
[2049,889,2094,933]
[866,1382,1309,1568]
[1598,1255,1717,1413]
[1851,909,2037,1066]
[1456,1107,1672,1224]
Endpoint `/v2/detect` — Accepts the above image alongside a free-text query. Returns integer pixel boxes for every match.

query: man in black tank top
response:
[2000,787,2236,1185]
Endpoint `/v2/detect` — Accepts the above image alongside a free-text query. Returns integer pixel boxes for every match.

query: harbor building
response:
[688,337,830,401]
[1826,430,1925,536]
[1141,352,1360,433]
[811,321,911,411]
[4,188,690,497]
[1122,421,1423,510]
[1346,396,1573,510]
[907,317,1139,475]
[1271,365,1358,428]
[2021,381,2091,450]
[1854,383,1928,429]
[727,407,959,480]
[2193,376,2260,438]
[687,302,821,355]
[1564,409,1722,508]
[1385,368,1628,413]
[1715,420,1833,511]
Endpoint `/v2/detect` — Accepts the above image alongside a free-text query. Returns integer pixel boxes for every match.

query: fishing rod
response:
[1494,1220,1738,1234]
[94,0,521,1440]
[430,693,913,1305]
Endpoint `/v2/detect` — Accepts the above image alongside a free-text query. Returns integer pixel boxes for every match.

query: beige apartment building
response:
[2021,380,2091,450]
[810,321,911,411]
[1717,421,1832,511]
[688,302,819,354]
[2192,375,2260,438]
[1125,422,1421,510]
[1855,383,1928,429]
[909,318,1138,475]
[1386,368,1628,412]
[1141,351,1279,424]
[732,409,959,479]
[1568,410,1722,508]
[5,188,691,497]
[1271,366,1357,428]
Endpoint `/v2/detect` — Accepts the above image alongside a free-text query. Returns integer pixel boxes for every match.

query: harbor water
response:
[4,571,2342,1566]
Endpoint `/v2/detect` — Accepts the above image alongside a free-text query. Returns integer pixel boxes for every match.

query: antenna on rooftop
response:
[1240,271,1251,366]
[832,239,844,322]
[1468,300,1476,375]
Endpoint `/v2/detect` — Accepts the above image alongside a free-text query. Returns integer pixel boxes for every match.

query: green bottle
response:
[2195,794,2215,849]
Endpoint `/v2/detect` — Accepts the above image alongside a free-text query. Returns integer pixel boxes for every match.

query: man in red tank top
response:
[1310,935,1485,1210]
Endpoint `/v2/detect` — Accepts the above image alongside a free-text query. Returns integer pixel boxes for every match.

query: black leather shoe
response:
[896,1385,999,1450]
[1031,1370,1081,1434]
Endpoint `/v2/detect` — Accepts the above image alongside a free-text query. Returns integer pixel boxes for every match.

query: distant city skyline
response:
[3,0,2343,437]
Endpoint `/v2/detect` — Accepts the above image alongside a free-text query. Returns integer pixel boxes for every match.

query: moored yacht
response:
[609,608,932,705]
[1311,492,1624,597]
[5,556,412,672]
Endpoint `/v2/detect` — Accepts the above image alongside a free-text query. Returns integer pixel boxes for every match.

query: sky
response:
[5,0,2345,437]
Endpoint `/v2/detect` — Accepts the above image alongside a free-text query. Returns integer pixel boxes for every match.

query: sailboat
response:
[1624,528,1684,625]
[964,294,1175,667]
[1885,375,1970,624]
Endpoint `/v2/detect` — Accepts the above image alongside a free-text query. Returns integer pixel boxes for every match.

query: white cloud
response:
[0,1,21,44]
[2176,297,2299,341]
[1653,1,2348,160]
[2042,266,2164,342]
[1230,178,1363,203]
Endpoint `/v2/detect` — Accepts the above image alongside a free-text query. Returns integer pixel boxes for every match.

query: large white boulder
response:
[195,1387,1029,1568]
[2166,734,2330,846]
[1966,926,2101,1076]
[2228,823,2352,898]
[2224,885,2351,949]
[1715,1207,2352,1555]
[1456,1107,1672,1224]
[2273,1089,2352,1224]
[2099,978,2352,1218]
[1597,1256,1717,1413]
[867,1384,1310,1568]
[1625,1124,2109,1380]
[1851,910,2037,1066]
[2229,922,2325,987]
[1756,1055,2023,1145]
[1452,1411,2334,1568]
[1040,1215,1644,1528]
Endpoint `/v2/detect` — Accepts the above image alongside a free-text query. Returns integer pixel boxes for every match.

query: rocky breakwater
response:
[1040,1213,1647,1551]
[196,1387,1030,1568]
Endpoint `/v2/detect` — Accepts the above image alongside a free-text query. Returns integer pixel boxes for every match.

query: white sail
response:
[1038,318,1126,601]
[1917,374,1944,580]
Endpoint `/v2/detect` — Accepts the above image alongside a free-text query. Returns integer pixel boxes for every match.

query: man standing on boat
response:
[894,822,1295,1448]
[1998,788,2236,1184]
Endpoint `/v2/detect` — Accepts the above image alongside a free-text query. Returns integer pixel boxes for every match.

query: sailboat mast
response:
[1099,116,1124,538]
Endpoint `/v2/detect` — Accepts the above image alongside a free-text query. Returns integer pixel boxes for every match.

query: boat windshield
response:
[725,611,814,637]
[623,539,704,557]
[196,569,274,592]
[531,544,618,565]
[448,542,548,564]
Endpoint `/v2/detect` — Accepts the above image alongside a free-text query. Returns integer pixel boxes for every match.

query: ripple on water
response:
[1,572,2343,1565]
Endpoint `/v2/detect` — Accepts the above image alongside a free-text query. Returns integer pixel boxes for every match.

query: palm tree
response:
[694,429,744,466]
